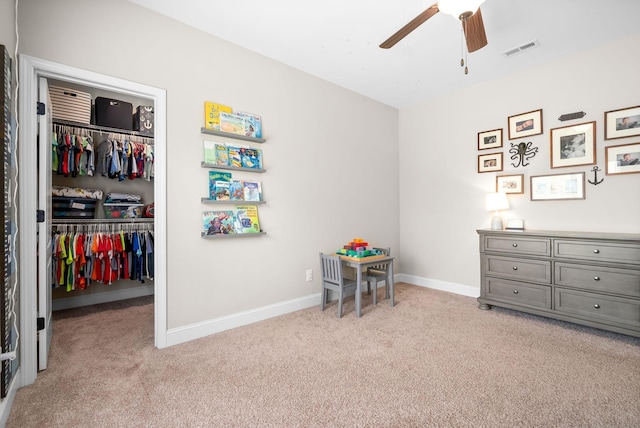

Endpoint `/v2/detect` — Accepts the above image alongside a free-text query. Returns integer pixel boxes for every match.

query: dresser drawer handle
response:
[512,266,518,270]
[513,289,519,294]
[593,276,600,281]
[593,249,600,254]
[594,304,600,309]
[512,243,518,247]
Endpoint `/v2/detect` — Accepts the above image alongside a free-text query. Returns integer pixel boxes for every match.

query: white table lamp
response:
[486,192,509,230]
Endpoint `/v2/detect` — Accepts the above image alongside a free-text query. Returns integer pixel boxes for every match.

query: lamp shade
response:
[438,0,485,18]
[485,192,509,211]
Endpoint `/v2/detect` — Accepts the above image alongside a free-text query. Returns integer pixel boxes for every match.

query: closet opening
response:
[18,55,167,387]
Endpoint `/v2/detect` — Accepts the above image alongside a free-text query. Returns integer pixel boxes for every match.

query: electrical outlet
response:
[305,269,313,282]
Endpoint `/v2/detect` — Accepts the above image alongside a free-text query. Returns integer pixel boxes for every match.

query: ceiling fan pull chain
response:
[460,25,465,68]
[461,18,469,75]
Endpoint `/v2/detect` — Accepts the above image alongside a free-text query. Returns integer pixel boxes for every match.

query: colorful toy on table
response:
[336,238,385,259]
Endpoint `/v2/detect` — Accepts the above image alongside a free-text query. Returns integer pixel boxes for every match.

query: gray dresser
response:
[477,229,640,337]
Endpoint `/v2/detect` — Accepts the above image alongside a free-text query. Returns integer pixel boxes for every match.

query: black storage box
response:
[52,197,97,219]
[133,105,154,136]
[94,97,133,130]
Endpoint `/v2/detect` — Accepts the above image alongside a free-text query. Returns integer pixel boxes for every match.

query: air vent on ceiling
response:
[502,39,541,58]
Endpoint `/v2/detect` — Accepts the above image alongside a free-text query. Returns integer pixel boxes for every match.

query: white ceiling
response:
[129,0,640,109]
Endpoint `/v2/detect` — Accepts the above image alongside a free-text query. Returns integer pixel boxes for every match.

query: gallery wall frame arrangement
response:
[496,174,524,194]
[478,152,503,173]
[478,128,502,150]
[604,105,640,140]
[605,142,640,175]
[530,172,585,201]
[550,121,596,168]
[508,108,543,140]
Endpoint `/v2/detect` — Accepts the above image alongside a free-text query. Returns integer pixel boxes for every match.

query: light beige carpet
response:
[7,283,640,427]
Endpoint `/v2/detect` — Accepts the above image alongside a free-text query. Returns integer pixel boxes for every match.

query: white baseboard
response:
[52,285,155,311]
[0,368,20,427]
[166,293,321,347]
[165,275,478,348]
[396,273,480,298]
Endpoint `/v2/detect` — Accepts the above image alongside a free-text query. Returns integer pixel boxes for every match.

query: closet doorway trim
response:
[18,55,167,387]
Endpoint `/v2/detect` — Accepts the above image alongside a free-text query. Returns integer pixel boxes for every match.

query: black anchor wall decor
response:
[588,166,604,185]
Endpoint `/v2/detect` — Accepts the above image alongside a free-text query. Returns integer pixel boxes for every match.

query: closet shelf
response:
[201,232,266,239]
[53,119,154,140]
[200,197,265,205]
[200,127,266,144]
[201,161,266,173]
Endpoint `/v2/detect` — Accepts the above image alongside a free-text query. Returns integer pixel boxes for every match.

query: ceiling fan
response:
[379,0,488,53]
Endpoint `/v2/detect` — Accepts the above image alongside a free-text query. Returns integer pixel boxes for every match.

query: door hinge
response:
[37,317,45,331]
[37,102,45,115]
[37,210,45,222]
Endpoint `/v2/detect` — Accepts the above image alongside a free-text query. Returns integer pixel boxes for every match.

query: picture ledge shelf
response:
[200,127,266,144]
[201,161,266,173]
[200,198,265,205]
[201,232,266,239]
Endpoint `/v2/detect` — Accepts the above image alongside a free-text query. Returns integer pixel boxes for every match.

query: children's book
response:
[240,147,262,169]
[236,111,262,139]
[215,143,229,166]
[204,102,232,130]
[203,210,235,235]
[242,181,262,201]
[203,140,217,164]
[214,180,230,200]
[234,205,261,234]
[219,111,246,135]
[208,171,232,199]
[229,179,244,201]
[227,145,245,168]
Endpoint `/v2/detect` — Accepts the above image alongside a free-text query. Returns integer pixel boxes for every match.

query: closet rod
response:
[52,119,154,143]
[51,218,154,225]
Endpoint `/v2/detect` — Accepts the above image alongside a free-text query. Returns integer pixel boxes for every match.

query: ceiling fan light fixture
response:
[438,0,485,20]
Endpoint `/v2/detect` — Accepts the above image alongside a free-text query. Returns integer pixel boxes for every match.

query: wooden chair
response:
[363,247,391,305]
[319,253,358,318]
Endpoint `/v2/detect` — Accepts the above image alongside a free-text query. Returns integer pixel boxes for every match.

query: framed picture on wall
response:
[508,109,543,140]
[550,121,596,168]
[530,172,585,201]
[478,128,503,150]
[605,142,640,175]
[496,174,524,194]
[478,152,503,173]
[604,105,640,140]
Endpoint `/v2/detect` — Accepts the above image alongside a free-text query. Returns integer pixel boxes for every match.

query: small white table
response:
[340,256,395,317]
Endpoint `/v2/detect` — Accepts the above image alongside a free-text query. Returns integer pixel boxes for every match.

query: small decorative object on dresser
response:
[477,229,640,337]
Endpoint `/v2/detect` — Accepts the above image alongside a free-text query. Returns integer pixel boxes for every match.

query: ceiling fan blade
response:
[464,8,488,52]
[379,3,440,49]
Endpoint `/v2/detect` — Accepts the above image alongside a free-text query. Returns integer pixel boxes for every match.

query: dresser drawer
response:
[485,278,551,309]
[554,288,640,328]
[484,236,551,256]
[554,240,640,266]
[555,263,640,297]
[484,255,551,283]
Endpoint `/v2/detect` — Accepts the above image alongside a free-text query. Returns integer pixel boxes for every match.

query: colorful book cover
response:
[240,147,262,169]
[203,210,235,235]
[203,140,217,164]
[234,205,261,234]
[215,143,229,166]
[208,171,232,199]
[227,145,244,168]
[219,111,246,135]
[236,111,262,139]
[243,181,262,201]
[204,101,232,130]
[229,179,244,201]
[214,180,230,200]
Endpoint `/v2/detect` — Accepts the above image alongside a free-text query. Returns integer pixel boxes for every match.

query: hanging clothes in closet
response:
[95,138,154,181]
[51,224,154,292]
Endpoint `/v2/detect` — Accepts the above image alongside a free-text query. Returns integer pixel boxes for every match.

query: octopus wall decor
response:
[509,141,538,167]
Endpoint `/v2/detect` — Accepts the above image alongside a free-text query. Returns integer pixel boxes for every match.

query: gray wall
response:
[399,32,640,289]
[16,0,400,329]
